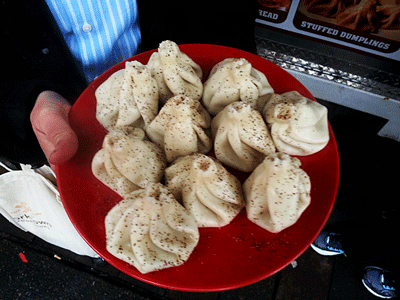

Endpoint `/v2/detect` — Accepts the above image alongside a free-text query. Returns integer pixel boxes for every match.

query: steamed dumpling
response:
[147,40,203,104]
[165,154,245,227]
[92,127,166,197]
[147,52,174,104]
[203,58,274,115]
[105,183,200,274]
[243,153,311,233]
[263,91,329,155]
[95,60,159,130]
[146,95,212,162]
[211,101,276,172]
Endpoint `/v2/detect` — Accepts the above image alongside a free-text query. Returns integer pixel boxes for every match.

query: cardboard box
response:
[256,0,400,62]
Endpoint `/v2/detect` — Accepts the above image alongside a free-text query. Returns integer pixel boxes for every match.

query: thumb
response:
[31,91,79,166]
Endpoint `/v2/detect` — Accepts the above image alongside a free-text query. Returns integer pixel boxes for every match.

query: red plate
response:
[56,44,339,292]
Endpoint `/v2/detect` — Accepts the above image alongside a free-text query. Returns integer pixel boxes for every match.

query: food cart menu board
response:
[256,0,400,62]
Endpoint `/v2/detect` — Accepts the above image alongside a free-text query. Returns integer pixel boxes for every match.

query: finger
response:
[30,91,79,165]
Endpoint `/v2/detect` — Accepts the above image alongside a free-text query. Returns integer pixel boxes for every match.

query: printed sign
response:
[258,0,293,23]
[256,0,400,61]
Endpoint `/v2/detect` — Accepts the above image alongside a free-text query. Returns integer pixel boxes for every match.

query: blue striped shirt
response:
[45,0,141,82]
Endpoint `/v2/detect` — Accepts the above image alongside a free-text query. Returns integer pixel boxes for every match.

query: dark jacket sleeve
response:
[0,0,87,165]
[137,0,258,53]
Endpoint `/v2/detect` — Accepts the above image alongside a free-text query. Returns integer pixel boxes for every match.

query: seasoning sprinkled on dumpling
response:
[95,60,159,130]
[147,40,203,104]
[146,95,212,162]
[243,153,311,233]
[165,153,245,227]
[263,91,330,156]
[211,101,276,172]
[105,183,199,274]
[92,127,166,197]
[203,58,274,115]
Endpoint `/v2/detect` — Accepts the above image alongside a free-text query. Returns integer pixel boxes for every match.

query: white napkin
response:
[0,162,98,258]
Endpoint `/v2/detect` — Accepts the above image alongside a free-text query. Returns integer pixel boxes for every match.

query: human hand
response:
[30,91,79,168]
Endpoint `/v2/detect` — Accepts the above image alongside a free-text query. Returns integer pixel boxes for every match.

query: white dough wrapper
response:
[105,183,200,274]
[203,58,274,115]
[211,101,276,172]
[165,154,245,227]
[146,95,212,162]
[92,127,166,197]
[147,40,203,104]
[95,60,159,130]
[243,153,311,233]
[263,91,330,156]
